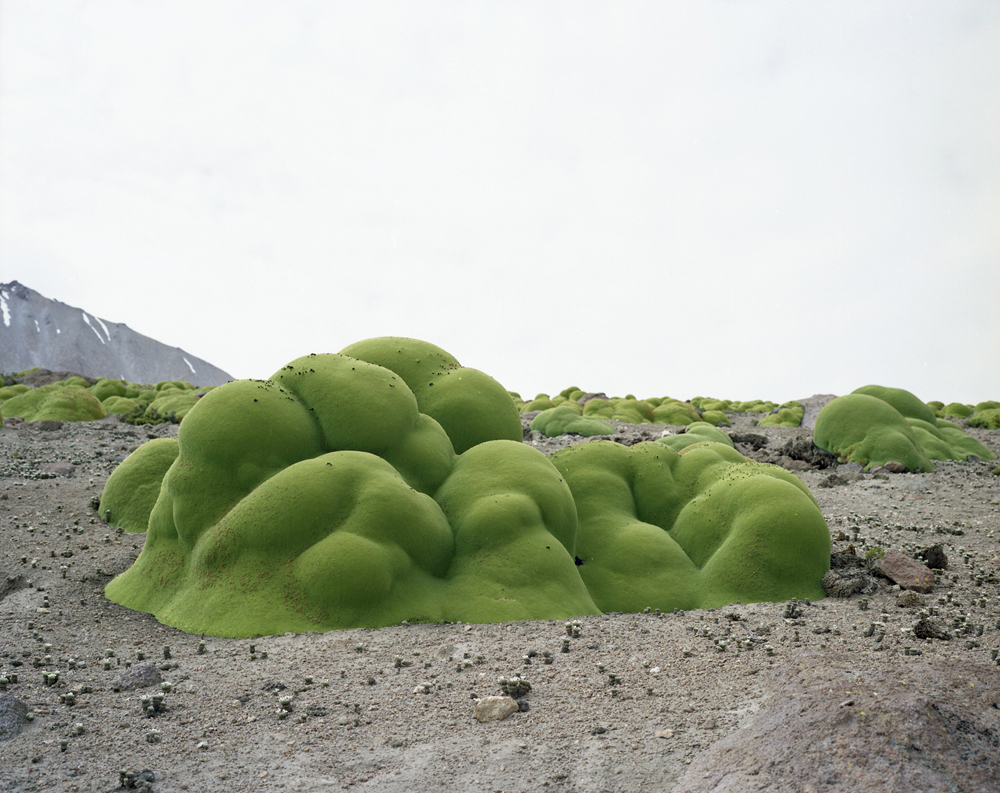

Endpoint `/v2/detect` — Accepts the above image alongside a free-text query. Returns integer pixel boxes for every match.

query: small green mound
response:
[102,396,141,416]
[521,396,556,412]
[940,402,973,419]
[758,403,804,428]
[90,379,128,401]
[99,438,180,531]
[0,384,30,401]
[651,401,699,425]
[1,384,107,423]
[530,406,613,438]
[609,399,655,424]
[656,422,734,453]
[699,410,731,427]
[582,398,615,419]
[968,409,1000,430]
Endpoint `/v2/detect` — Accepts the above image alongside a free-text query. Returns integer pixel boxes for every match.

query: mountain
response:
[0,281,233,386]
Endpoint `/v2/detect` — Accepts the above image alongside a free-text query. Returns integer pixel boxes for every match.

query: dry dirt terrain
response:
[1,411,999,792]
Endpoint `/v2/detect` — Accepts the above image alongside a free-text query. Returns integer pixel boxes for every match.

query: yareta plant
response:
[102,337,832,637]
[814,385,996,472]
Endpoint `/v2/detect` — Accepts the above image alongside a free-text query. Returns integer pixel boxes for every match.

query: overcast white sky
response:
[2,1,998,404]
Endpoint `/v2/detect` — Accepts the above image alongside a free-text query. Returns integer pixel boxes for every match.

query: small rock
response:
[837,462,863,474]
[822,569,878,598]
[700,718,717,730]
[916,544,948,570]
[873,552,935,593]
[35,420,64,432]
[0,693,29,740]
[913,617,951,641]
[474,696,519,723]
[896,590,923,608]
[883,461,908,473]
[817,474,848,488]
[111,663,162,692]
[40,462,74,477]
[655,729,674,739]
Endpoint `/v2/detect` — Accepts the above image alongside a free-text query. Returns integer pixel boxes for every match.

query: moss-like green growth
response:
[974,400,999,412]
[608,399,655,425]
[941,402,973,418]
[549,441,830,612]
[521,396,556,412]
[102,396,141,416]
[144,391,200,421]
[814,394,934,472]
[731,400,777,413]
[339,337,521,454]
[103,342,600,636]
[101,340,837,637]
[651,401,699,425]
[814,387,996,471]
[758,403,804,428]
[656,422,734,453]
[582,398,615,419]
[699,410,731,427]
[968,409,1000,430]
[90,379,128,401]
[99,438,179,531]
[1,384,107,422]
[0,384,30,402]
[530,406,613,438]
[851,385,936,425]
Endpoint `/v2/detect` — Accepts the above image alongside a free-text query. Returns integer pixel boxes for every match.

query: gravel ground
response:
[1,412,998,792]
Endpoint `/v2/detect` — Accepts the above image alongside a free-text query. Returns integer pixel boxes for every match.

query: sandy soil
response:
[1,412,998,792]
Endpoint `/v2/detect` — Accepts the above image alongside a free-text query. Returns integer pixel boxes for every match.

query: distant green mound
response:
[530,406,613,438]
[1,383,106,422]
[0,373,208,425]
[814,386,996,471]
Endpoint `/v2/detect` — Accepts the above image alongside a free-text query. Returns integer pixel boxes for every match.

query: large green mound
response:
[102,338,833,637]
[814,386,996,471]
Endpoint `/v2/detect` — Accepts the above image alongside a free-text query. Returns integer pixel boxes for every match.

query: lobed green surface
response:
[814,386,996,471]
[101,338,834,637]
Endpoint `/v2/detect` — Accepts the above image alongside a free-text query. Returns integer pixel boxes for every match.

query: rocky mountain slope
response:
[0,282,232,387]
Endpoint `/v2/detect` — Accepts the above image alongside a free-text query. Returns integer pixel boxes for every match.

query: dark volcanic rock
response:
[913,617,952,641]
[728,432,768,451]
[778,438,837,469]
[0,281,232,386]
[822,569,878,598]
[917,544,949,570]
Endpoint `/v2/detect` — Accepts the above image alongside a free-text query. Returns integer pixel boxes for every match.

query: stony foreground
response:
[1,413,998,792]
